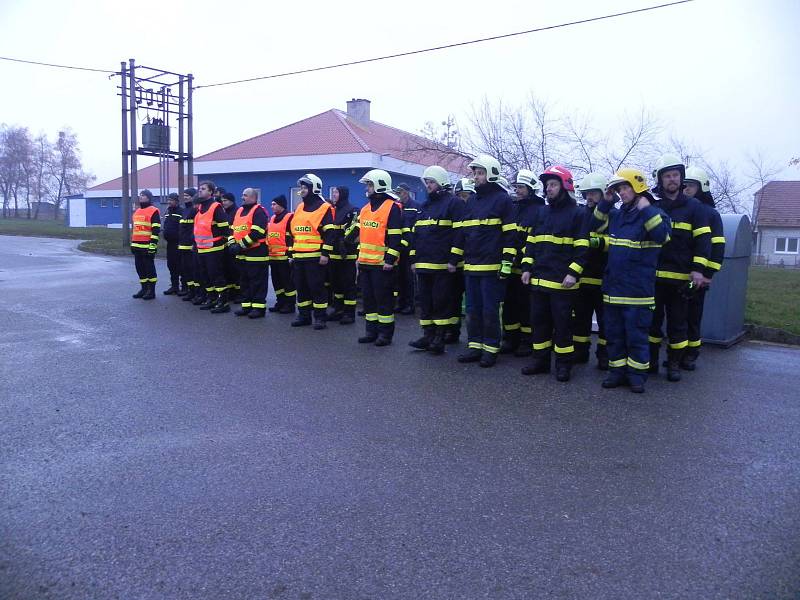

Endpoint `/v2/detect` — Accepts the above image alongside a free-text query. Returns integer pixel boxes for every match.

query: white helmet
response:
[297,173,322,195]
[359,169,393,194]
[468,154,502,183]
[684,166,710,193]
[577,173,608,196]
[515,169,543,193]
[421,165,450,188]
[454,178,475,194]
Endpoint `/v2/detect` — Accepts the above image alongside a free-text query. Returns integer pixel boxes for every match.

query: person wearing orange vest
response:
[227,187,269,318]
[193,180,232,313]
[267,194,296,314]
[130,189,161,300]
[290,174,336,329]
[349,169,403,346]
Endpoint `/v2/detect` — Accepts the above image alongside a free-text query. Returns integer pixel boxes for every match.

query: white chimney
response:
[346,98,371,125]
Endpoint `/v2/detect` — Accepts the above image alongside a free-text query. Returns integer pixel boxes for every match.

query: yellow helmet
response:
[297,173,323,195]
[468,154,502,182]
[359,169,393,194]
[607,168,649,194]
[421,165,450,188]
[684,166,710,193]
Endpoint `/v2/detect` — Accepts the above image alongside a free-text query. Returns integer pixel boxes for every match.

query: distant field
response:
[746,267,800,336]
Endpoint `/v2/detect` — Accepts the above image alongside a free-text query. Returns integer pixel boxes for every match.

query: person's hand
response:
[319,255,329,266]
[382,262,394,271]
[637,196,651,210]
[562,274,577,289]
[521,272,531,285]
[447,263,456,273]
[690,270,704,288]
[702,275,712,289]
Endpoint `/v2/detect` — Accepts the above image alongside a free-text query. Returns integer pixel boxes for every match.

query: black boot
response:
[163,279,178,295]
[409,328,434,350]
[596,344,609,370]
[443,326,460,345]
[374,335,392,347]
[132,284,146,299]
[499,332,519,355]
[358,328,378,343]
[141,283,155,300]
[555,364,571,382]
[479,352,497,368]
[199,293,216,310]
[193,292,208,306]
[235,306,251,316]
[279,302,296,315]
[291,309,312,327]
[182,288,195,301]
[327,308,343,322]
[521,355,551,375]
[602,372,627,388]
[268,302,281,313]
[339,309,355,325]
[572,342,590,364]
[457,348,482,363]
[177,284,188,296]
[648,343,660,375]
[313,313,327,330]
[210,291,230,313]
[428,330,445,355]
[514,334,533,358]
[680,348,698,371]
[667,360,682,382]
[248,308,266,319]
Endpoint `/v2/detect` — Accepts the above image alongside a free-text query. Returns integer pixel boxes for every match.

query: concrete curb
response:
[745,323,800,346]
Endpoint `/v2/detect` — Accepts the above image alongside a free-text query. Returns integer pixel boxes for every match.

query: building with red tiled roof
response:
[752,180,800,266]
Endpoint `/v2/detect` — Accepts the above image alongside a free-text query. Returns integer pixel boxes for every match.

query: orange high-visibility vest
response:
[290,202,330,255]
[194,201,223,251]
[232,204,266,248]
[358,199,394,265]
[267,212,293,257]
[131,205,159,247]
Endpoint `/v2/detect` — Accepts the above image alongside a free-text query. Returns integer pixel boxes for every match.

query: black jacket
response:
[410,189,465,272]
[578,203,609,285]
[698,197,725,278]
[194,198,230,251]
[512,194,546,272]
[652,190,711,283]
[331,189,358,260]
[290,194,336,261]
[179,202,196,249]
[162,205,182,243]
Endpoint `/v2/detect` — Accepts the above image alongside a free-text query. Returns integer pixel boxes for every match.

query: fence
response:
[751,254,800,268]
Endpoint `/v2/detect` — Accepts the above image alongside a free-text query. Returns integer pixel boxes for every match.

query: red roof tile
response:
[754,181,800,228]
[89,161,196,192]
[197,109,470,174]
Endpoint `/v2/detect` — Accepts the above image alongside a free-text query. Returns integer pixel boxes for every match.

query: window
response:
[100,198,108,208]
[328,186,337,202]
[113,198,120,208]
[289,187,301,211]
[775,237,799,254]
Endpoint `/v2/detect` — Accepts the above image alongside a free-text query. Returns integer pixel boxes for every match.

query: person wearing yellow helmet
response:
[589,168,671,393]
[499,169,546,358]
[649,154,712,382]
[682,166,725,370]
[572,173,610,370]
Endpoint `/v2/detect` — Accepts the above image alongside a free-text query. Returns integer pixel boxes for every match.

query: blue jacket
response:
[579,203,609,286]
[451,182,516,275]
[698,197,725,278]
[410,189,465,272]
[178,201,196,248]
[590,199,671,305]
[652,191,711,283]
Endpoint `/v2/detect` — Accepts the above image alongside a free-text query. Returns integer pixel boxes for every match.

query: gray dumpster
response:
[701,214,751,346]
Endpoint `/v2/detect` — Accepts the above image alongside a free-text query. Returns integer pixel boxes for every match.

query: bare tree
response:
[31,133,55,220]
[51,129,94,220]
[0,125,33,218]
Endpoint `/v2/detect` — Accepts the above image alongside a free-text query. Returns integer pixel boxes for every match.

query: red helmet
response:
[539,165,575,192]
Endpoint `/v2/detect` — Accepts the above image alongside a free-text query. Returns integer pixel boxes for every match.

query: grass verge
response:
[745,267,800,336]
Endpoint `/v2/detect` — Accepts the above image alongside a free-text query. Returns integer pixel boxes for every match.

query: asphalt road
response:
[1,235,799,600]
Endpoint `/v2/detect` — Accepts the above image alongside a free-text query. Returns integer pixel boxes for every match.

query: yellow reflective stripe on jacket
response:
[593,207,608,221]
[603,294,655,305]
[693,256,709,266]
[235,255,269,262]
[693,226,711,237]
[530,234,574,245]
[671,221,691,231]
[530,278,579,290]
[644,214,663,231]
[464,263,500,272]
[501,223,516,232]
[414,262,449,270]
[568,262,583,274]
[454,218,502,228]
[450,247,464,256]
[178,245,193,250]
[656,270,691,280]
[198,245,225,254]
[579,277,602,286]
[573,239,589,248]
[707,260,722,271]
[608,238,664,249]
[711,236,726,244]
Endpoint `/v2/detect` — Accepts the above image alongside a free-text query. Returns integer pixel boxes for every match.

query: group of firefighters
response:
[129,152,724,393]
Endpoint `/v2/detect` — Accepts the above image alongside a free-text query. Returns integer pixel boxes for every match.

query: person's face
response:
[660,169,682,194]
[458,191,470,202]
[616,184,637,205]
[299,185,310,199]
[138,194,149,204]
[424,180,439,194]
[182,193,192,203]
[545,178,562,200]
[584,190,603,206]
[472,167,487,186]
[398,189,410,203]
[214,190,222,199]
[243,191,257,205]
[271,201,284,214]
[684,181,700,198]
[331,187,340,204]
[365,182,375,197]
[168,198,178,208]
[198,184,212,200]
[514,184,530,199]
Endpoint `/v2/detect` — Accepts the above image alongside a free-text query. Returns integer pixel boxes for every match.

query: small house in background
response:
[752,181,800,267]
[194,99,469,210]
[69,162,194,227]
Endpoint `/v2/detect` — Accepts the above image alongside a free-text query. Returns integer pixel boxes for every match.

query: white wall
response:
[69,198,86,228]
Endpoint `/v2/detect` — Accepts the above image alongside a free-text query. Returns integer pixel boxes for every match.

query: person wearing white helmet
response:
[454,178,476,202]
[348,169,404,346]
[499,169,545,358]
[648,154,712,382]
[572,173,610,370]
[682,165,725,370]
[448,154,516,368]
[408,165,465,354]
[290,173,336,330]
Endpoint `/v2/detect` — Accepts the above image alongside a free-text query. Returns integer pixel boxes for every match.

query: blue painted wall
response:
[201,168,427,212]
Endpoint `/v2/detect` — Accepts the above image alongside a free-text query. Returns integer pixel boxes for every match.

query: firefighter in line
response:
[589,168,671,393]
[449,154,516,368]
[348,169,403,346]
[682,166,725,370]
[221,191,242,302]
[572,173,610,370]
[267,195,296,314]
[290,174,336,330]
[408,165,465,354]
[500,169,545,358]
[178,187,198,300]
[190,192,209,307]
[161,192,183,295]
[649,154,711,381]
[327,185,359,324]
[130,189,160,300]
[520,166,588,382]
[445,178,475,344]
[228,187,269,318]
[193,180,232,314]
[394,183,419,315]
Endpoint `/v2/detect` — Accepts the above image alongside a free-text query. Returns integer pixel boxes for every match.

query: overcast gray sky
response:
[1,0,798,186]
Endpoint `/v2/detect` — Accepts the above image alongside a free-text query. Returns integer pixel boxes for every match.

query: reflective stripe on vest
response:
[193,201,223,249]
[131,205,159,243]
[268,212,293,256]
[358,200,394,265]
[291,202,329,254]
[232,205,266,248]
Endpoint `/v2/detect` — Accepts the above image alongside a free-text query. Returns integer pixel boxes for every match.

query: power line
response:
[195,0,695,90]
[0,55,116,74]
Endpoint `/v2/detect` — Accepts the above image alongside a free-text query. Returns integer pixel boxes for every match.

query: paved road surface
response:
[1,236,798,599]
